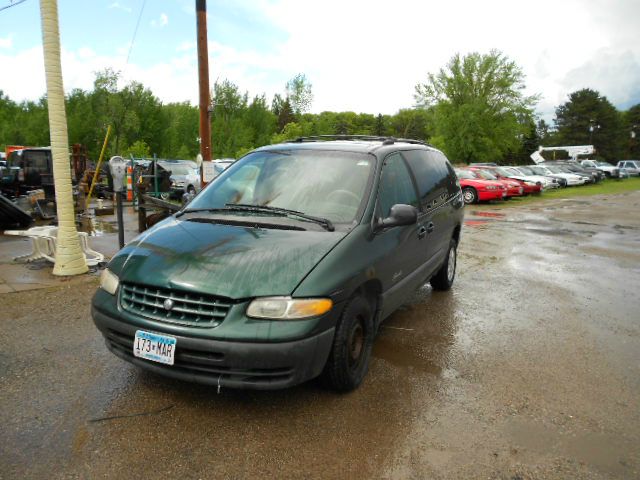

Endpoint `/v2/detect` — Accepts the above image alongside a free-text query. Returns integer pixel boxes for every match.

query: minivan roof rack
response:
[290,135,431,146]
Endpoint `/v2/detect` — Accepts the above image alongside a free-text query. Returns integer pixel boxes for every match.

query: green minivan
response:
[92,136,464,391]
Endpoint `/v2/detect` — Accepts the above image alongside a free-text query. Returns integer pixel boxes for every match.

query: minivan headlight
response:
[100,268,119,295]
[247,297,333,320]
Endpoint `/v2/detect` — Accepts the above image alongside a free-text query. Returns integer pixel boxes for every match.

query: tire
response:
[430,238,457,291]
[462,187,477,204]
[322,296,374,392]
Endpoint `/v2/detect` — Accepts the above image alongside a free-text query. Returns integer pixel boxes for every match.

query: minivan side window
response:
[403,150,449,209]
[378,153,419,218]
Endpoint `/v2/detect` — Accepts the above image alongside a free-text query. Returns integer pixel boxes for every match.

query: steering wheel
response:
[326,189,361,207]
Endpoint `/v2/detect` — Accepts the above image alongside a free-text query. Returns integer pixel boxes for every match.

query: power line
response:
[0,0,27,13]
[125,0,147,66]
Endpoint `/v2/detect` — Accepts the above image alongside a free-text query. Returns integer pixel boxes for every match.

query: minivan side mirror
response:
[376,204,418,230]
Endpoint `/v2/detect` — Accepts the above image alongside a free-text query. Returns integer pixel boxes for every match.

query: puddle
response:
[505,419,632,476]
[470,211,506,218]
[78,216,118,236]
[464,220,489,227]
[373,334,442,376]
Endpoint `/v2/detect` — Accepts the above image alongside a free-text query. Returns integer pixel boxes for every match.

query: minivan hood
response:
[109,217,347,299]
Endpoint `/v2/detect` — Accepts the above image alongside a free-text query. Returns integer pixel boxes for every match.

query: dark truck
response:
[2,147,55,198]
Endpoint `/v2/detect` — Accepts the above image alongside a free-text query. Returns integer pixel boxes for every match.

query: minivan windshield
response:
[187,150,375,224]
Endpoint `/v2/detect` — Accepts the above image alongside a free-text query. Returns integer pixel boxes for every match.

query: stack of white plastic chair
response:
[5,226,104,266]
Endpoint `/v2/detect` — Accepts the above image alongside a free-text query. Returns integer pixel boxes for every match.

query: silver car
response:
[617,160,640,176]
[159,161,202,197]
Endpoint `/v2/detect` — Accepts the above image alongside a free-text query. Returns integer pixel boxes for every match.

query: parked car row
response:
[455,159,633,204]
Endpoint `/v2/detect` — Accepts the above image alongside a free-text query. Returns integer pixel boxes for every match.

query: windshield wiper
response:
[225,203,335,232]
[175,207,229,218]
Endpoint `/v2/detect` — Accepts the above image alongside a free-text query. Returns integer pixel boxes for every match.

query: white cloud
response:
[108,2,132,13]
[151,13,169,28]
[0,35,13,49]
[176,41,196,52]
[2,0,638,122]
[244,0,640,117]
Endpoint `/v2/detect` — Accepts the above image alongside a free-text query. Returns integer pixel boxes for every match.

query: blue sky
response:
[1,0,639,122]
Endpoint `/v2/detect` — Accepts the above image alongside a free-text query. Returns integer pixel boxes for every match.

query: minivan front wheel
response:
[430,238,457,291]
[322,296,374,392]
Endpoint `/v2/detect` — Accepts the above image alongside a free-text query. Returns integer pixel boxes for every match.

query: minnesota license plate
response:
[133,330,176,365]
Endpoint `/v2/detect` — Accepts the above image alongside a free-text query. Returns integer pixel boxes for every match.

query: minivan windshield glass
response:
[187,150,374,224]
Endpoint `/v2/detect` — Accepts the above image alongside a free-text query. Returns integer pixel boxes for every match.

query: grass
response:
[491,176,640,207]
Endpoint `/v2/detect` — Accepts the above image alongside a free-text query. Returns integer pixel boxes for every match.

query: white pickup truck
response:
[580,160,620,178]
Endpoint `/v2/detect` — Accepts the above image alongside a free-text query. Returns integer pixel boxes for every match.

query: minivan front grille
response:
[120,282,231,327]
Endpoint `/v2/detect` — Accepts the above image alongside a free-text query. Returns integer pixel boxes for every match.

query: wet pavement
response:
[0,206,139,293]
[1,192,639,479]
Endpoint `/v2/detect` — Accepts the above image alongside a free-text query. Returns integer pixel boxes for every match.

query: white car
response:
[580,159,620,178]
[529,165,587,186]
[509,167,561,189]
[617,160,640,176]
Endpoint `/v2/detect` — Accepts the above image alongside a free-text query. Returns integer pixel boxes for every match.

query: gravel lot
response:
[1,192,639,479]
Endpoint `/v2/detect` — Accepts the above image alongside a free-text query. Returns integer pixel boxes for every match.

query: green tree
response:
[621,104,640,158]
[159,102,199,159]
[554,88,624,161]
[271,122,304,144]
[415,50,538,163]
[211,79,252,158]
[389,108,432,140]
[123,139,151,158]
[285,73,313,116]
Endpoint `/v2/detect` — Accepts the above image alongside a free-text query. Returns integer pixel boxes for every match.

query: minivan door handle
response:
[426,222,435,233]
[417,226,427,239]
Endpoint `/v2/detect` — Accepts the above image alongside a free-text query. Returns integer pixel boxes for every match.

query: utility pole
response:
[196,0,212,185]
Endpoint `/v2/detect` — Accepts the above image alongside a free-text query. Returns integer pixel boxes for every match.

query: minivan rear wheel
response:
[430,238,457,291]
[322,296,374,392]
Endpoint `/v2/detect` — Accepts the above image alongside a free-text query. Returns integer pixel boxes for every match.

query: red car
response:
[479,166,543,195]
[454,168,506,204]
[467,167,524,198]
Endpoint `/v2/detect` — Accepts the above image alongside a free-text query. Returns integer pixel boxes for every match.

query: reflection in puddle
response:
[464,219,489,227]
[78,216,118,236]
[373,334,442,376]
[470,211,506,218]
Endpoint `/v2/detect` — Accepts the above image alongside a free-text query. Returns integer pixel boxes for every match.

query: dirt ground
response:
[1,192,639,479]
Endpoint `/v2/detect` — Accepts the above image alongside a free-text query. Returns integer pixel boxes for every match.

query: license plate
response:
[133,330,176,365]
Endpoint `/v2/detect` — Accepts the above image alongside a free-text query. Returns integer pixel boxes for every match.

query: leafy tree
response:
[554,88,624,161]
[211,80,252,158]
[374,114,388,136]
[622,104,640,158]
[271,122,303,144]
[415,50,538,163]
[286,73,313,116]
[389,108,432,140]
[123,139,151,158]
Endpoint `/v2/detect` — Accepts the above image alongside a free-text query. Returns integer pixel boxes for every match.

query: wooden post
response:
[196,0,212,187]
[137,184,147,233]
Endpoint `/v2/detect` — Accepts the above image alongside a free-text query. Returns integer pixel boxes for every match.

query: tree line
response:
[1,51,638,165]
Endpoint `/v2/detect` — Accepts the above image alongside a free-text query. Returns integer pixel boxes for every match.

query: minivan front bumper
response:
[92,307,335,390]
